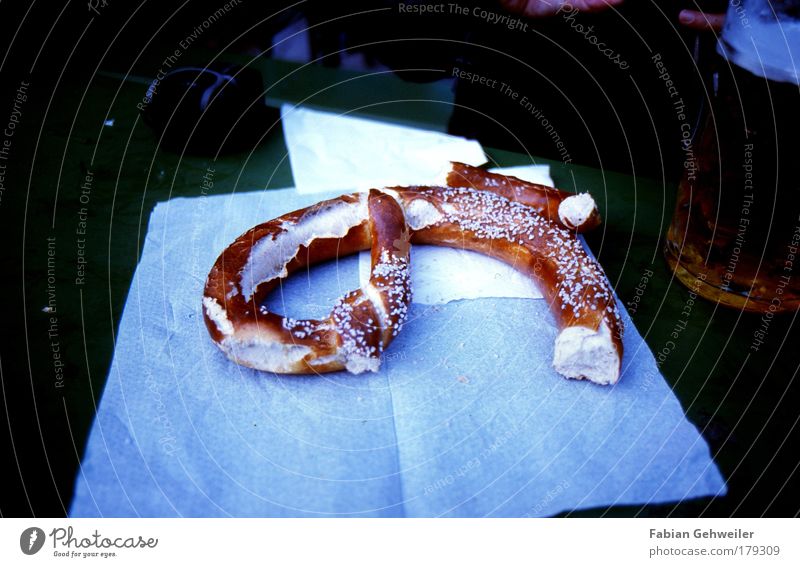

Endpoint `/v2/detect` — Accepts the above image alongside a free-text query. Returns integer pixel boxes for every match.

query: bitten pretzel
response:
[388,185,622,384]
[204,185,624,384]
[446,162,602,233]
[203,189,412,374]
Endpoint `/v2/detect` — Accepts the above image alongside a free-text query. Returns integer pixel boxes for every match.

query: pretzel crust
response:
[203,185,623,384]
[203,189,411,374]
[390,185,623,384]
[446,161,602,233]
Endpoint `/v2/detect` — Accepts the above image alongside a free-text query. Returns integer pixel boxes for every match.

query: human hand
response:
[500,0,625,18]
[678,9,725,32]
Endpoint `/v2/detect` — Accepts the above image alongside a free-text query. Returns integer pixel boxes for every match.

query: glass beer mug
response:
[664,0,800,312]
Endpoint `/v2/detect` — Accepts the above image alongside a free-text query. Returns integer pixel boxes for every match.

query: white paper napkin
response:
[281,105,487,194]
[69,189,726,517]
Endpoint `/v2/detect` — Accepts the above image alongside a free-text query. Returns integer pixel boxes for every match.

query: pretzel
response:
[204,186,623,384]
[387,185,623,385]
[203,189,412,374]
[446,161,602,233]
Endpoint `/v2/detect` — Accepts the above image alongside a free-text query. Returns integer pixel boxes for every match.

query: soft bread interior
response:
[405,198,444,230]
[221,336,312,373]
[558,193,597,230]
[553,321,620,385]
[239,195,368,300]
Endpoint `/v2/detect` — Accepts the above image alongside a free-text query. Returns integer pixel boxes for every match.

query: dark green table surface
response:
[3,54,798,517]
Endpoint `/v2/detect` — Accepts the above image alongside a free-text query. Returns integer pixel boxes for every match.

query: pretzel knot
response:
[204,167,624,385]
[203,190,411,374]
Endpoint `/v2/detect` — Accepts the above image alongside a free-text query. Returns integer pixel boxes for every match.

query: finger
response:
[679,10,726,32]
[499,0,558,17]
[558,0,624,14]
[501,0,624,18]
[578,0,625,13]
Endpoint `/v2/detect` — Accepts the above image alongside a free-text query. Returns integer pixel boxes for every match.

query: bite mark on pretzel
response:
[203,190,411,374]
